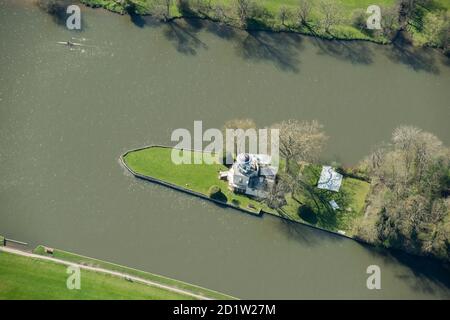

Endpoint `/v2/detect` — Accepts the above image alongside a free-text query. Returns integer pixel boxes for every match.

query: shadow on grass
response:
[298,205,318,225]
[210,191,228,203]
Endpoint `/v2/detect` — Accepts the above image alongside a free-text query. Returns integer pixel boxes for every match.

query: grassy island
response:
[122,146,370,236]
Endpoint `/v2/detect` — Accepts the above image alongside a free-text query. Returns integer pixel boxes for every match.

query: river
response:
[0,0,449,299]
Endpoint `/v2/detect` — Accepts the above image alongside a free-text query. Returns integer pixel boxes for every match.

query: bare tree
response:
[192,0,213,16]
[381,5,400,38]
[319,0,344,33]
[278,6,291,26]
[392,125,443,182]
[152,0,172,21]
[271,119,328,173]
[223,118,256,132]
[235,0,252,27]
[297,0,313,26]
[361,125,450,260]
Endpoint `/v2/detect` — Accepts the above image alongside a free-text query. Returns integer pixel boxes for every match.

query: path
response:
[0,246,212,300]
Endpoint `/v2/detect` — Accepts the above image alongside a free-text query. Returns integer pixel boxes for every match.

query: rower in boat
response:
[57,40,82,47]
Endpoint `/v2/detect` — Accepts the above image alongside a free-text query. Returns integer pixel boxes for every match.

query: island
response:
[121,146,370,237]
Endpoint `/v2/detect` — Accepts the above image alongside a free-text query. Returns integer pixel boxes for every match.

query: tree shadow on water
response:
[37,0,90,31]
[37,0,69,26]
[387,45,440,74]
[127,9,147,28]
[206,22,239,41]
[163,20,208,55]
[384,32,441,74]
[367,245,450,295]
[236,31,302,73]
[311,38,374,65]
[272,210,344,247]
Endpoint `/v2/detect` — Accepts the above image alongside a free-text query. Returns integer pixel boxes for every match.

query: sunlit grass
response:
[0,252,194,300]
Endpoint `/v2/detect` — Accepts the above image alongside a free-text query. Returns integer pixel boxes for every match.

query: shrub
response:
[208,185,227,202]
[208,185,221,197]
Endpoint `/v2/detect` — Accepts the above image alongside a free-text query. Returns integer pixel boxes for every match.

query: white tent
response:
[317,166,343,192]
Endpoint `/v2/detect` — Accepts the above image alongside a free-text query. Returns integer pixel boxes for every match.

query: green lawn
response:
[0,251,194,300]
[123,146,370,234]
[280,166,371,234]
[32,245,235,300]
[123,147,267,214]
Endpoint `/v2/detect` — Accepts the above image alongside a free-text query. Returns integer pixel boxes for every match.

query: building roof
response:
[259,166,277,177]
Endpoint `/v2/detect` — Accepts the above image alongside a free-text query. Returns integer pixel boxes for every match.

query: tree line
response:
[139,0,449,52]
[38,0,449,53]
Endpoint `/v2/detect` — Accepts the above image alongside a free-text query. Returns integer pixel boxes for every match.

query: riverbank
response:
[79,0,450,50]
[0,245,235,299]
[121,146,370,238]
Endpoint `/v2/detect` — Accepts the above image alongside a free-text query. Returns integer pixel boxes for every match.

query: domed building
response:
[222,153,277,198]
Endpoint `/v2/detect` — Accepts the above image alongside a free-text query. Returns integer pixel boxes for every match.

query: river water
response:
[1,0,449,299]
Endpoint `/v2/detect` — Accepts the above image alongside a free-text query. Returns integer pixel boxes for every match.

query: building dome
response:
[237,153,251,164]
[236,153,256,175]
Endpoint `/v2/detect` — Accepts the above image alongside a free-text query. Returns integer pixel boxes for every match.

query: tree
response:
[297,0,313,26]
[381,5,400,38]
[397,0,417,29]
[271,120,327,173]
[352,9,367,31]
[422,11,449,48]
[192,0,213,16]
[264,173,291,210]
[222,118,256,134]
[278,6,291,26]
[152,0,172,21]
[318,0,344,33]
[359,125,450,261]
[234,0,253,27]
[208,185,227,202]
[396,0,431,29]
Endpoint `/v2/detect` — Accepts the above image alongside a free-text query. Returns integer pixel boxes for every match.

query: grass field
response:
[123,146,370,234]
[0,251,195,299]
[32,245,235,300]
